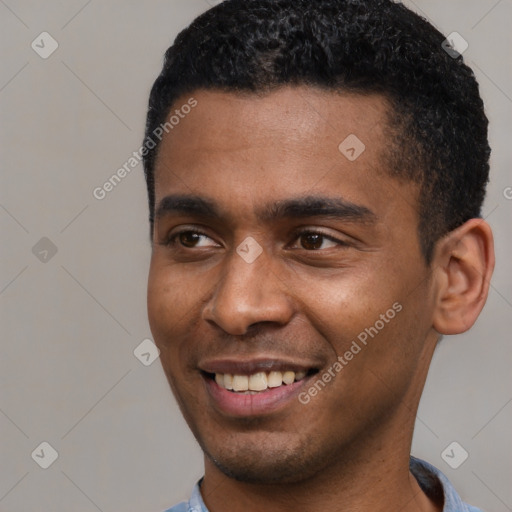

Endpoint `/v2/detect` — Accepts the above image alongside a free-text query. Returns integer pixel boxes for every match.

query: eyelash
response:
[162,228,348,250]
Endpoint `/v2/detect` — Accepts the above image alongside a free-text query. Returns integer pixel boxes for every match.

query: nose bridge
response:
[203,245,293,335]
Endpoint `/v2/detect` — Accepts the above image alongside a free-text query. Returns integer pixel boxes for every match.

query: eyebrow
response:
[155,194,376,224]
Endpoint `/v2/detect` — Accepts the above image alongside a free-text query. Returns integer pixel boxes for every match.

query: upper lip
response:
[199,358,320,376]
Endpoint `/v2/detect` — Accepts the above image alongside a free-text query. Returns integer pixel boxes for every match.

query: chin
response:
[199,432,334,485]
[208,453,313,484]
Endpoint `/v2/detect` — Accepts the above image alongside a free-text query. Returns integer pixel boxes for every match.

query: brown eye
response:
[300,233,324,250]
[292,230,342,251]
[163,230,218,248]
[179,232,202,248]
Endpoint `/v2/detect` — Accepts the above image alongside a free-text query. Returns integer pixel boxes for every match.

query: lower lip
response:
[203,375,309,417]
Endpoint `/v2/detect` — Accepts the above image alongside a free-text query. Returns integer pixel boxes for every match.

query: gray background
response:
[1,0,511,511]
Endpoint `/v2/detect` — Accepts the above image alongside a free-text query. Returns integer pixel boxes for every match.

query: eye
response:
[290,230,348,251]
[163,229,219,249]
[161,228,348,251]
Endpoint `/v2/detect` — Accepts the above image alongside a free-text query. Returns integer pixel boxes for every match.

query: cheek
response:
[295,259,428,384]
[295,263,397,347]
[147,269,195,405]
[147,259,196,331]
[147,275,173,341]
[147,263,189,364]
[147,258,210,382]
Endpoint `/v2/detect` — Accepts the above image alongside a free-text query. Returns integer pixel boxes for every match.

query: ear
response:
[432,218,495,335]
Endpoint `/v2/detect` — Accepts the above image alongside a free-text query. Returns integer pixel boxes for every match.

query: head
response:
[144,0,494,486]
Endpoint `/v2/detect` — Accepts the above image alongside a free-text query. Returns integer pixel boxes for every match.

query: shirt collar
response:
[188,477,208,512]
[410,456,480,512]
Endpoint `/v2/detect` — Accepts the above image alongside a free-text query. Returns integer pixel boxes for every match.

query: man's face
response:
[148,86,438,483]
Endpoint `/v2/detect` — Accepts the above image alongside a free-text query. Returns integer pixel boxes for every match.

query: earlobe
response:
[432,219,495,335]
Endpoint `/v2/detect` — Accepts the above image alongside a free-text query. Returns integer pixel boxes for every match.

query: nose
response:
[202,245,295,336]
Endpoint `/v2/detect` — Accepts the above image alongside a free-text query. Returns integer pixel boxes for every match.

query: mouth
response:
[199,360,320,416]
[203,368,316,394]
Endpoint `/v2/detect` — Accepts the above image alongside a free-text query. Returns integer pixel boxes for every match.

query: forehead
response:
[156,86,390,161]
[152,86,415,225]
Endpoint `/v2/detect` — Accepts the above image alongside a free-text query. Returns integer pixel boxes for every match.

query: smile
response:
[212,370,308,393]
[199,360,320,416]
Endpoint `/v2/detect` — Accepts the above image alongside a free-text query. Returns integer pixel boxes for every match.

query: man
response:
[143,1,495,511]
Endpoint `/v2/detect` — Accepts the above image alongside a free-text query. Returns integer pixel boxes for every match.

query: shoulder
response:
[161,501,189,512]
[410,456,485,512]
[160,480,207,512]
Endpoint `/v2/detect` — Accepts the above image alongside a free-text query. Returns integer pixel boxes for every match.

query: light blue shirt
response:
[162,456,483,512]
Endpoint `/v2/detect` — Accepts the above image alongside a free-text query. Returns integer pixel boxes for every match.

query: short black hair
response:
[143,0,490,263]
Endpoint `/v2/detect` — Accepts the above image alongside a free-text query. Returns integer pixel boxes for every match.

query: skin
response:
[147,86,495,512]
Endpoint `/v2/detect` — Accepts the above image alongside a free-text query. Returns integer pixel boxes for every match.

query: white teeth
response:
[232,374,249,392]
[267,371,283,388]
[248,372,267,391]
[282,371,295,385]
[214,369,309,392]
[223,373,233,390]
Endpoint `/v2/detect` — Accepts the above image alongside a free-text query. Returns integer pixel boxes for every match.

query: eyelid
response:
[287,228,349,249]
[162,226,219,247]
[162,226,349,250]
